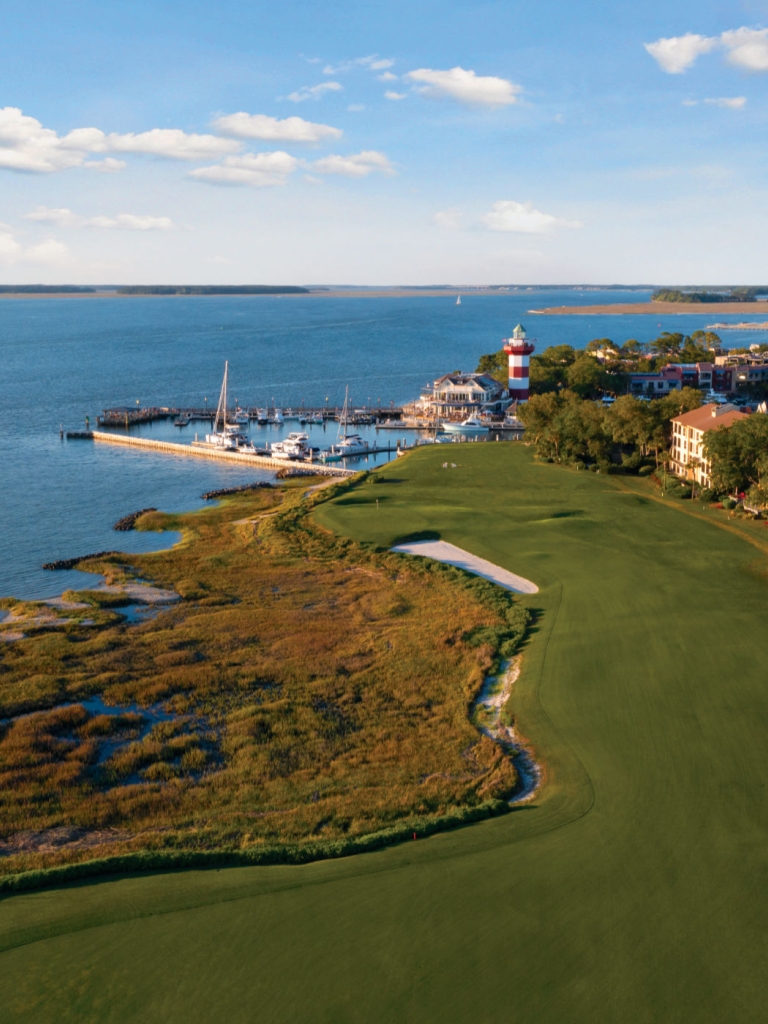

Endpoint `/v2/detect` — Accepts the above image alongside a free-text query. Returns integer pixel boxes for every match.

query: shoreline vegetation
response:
[0,473,534,886]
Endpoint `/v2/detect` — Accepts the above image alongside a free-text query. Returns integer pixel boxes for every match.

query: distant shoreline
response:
[536,300,768,316]
[0,287,521,300]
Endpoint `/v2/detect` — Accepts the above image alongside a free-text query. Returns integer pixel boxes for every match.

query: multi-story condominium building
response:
[670,403,751,488]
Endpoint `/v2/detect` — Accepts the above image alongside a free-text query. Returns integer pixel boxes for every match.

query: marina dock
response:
[85,431,359,476]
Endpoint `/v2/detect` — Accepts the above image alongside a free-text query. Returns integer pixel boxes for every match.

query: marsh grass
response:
[0,476,528,877]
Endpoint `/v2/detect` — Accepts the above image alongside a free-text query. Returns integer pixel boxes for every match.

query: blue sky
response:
[2,0,768,285]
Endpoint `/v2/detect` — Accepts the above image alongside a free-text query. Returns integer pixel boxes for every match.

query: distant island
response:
[651,288,766,304]
[0,285,96,294]
[116,285,310,296]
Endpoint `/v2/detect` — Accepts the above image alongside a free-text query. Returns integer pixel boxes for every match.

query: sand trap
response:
[391,540,538,594]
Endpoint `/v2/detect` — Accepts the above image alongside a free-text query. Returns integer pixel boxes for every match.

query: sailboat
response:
[323,387,369,458]
[205,361,248,449]
[456,295,461,306]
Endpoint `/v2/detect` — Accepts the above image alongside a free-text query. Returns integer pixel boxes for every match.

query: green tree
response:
[566,356,617,399]
[703,415,768,496]
[476,349,508,384]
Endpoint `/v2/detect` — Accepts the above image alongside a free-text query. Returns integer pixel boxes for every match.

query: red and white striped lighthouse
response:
[503,324,536,401]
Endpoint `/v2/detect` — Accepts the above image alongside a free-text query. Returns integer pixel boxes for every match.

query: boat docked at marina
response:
[270,432,313,460]
[321,387,370,459]
[441,416,488,434]
[256,408,269,424]
[204,362,252,449]
[233,407,249,425]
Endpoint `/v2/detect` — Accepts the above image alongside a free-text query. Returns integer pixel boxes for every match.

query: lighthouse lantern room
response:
[503,324,536,402]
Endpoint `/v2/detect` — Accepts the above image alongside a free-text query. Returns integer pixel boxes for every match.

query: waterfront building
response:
[416,372,510,421]
[670,403,751,488]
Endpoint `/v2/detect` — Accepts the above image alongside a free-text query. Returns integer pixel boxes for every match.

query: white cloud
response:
[644,33,718,74]
[481,200,582,234]
[21,239,70,264]
[433,208,462,229]
[25,206,173,230]
[405,66,521,107]
[704,96,747,108]
[189,151,298,187]
[682,99,699,106]
[0,226,70,265]
[311,150,395,178]
[385,91,407,101]
[104,129,239,161]
[0,107,241,174]
[25,206,79,226]
[323,55,394,75]
[83,157,126,172]
[212,112,342,143]
[721,27,768,71]
[347,104,366,112]
[286,82,343,103]
[378,72,398,82]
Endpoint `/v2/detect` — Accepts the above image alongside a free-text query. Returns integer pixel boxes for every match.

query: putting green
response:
[2,444,768,1023]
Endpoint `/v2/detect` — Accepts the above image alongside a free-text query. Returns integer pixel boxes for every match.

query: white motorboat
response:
[234,407,250,425]
[271,408,284,425]
[441,416,488,434]
[332,433,369,454]
[270,432,311,460]
[256,408,269,424]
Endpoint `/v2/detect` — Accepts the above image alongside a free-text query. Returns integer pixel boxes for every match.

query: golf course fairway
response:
[2,444,768,1023]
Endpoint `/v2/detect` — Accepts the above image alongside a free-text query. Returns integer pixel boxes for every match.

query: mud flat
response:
[534,300,768,316]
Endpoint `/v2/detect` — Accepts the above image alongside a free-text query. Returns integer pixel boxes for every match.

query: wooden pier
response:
[87,431,358,476]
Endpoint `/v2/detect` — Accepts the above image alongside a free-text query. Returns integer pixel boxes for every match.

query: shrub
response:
[638,465,653,476]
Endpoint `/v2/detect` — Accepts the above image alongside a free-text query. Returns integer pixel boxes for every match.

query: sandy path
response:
[391,539,538,594]
[472,659,540,804]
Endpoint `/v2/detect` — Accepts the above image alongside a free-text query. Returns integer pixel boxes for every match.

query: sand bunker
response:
[391,540,538,594]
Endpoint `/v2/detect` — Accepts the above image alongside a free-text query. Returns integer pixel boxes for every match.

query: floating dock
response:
[85,431,358,476]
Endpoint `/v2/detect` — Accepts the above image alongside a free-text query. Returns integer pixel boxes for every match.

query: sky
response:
[1,0,768,286]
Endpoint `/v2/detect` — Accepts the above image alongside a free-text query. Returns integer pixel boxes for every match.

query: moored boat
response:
[441,416,488,434]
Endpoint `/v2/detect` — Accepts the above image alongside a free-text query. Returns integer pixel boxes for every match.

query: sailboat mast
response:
[337,386,349,442]
[214,361,228,433]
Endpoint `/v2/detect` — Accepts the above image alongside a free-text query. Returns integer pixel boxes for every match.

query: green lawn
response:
[2,443,768,1023]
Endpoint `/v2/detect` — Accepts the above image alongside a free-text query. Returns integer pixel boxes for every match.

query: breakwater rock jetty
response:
[42,551,119,571]
[113,508,157,531]
[201,482,273,500]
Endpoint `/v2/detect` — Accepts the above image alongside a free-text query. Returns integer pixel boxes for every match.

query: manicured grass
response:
[2,443,768,1022]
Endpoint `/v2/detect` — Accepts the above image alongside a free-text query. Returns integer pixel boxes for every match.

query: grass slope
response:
[2,444,768,1022]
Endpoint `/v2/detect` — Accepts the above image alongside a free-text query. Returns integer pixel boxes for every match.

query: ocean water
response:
[2,289,766,600]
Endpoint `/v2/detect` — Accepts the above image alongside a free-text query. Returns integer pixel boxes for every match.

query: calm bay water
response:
[2,289,766,600]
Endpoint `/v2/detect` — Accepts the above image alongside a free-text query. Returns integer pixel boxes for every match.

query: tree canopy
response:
[703,415,768,501]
